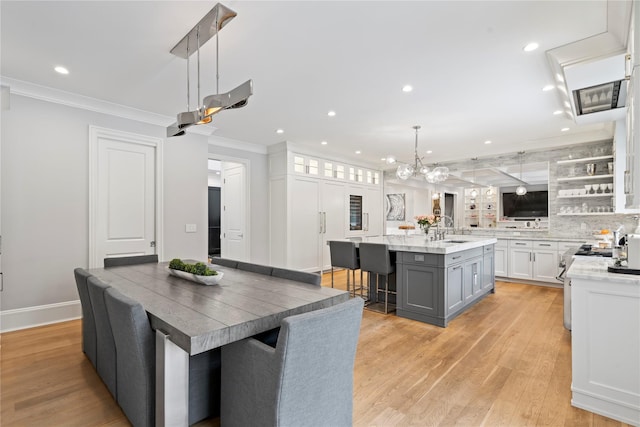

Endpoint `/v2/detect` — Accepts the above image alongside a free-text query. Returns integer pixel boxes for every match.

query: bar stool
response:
[359,242,395,314]
[328,241,364,298]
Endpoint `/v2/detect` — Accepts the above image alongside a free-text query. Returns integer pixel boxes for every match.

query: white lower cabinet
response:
[507,240,559,282]
[494,239,508,277]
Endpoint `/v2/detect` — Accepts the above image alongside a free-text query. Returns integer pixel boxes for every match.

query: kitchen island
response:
[347,235,497,327]
[568,258,640,426]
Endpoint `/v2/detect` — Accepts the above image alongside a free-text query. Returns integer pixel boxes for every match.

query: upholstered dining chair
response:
[74,268,97,368]
[221,297,364,427]
[104,254,158,268]
[236,261,273,276]
[86,276,117,398]
[209,256,239,269]
[104,287,221,427]
[329,240,363,297]
[358,242,396,314]
[271,267,321,285]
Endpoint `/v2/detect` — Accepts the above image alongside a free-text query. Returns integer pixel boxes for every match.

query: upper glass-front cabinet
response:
[290,153,379,185]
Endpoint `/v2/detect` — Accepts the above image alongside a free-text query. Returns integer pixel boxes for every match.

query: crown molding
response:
[208,134,267,155]
[0,76,216,137]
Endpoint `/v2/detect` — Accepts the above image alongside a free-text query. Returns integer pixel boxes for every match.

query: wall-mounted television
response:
[502,191,548,218]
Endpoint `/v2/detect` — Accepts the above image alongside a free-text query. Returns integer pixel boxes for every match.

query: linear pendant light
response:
[167,3,253,137]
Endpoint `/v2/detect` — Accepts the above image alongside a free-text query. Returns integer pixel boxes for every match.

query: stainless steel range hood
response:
[564,53,628,123]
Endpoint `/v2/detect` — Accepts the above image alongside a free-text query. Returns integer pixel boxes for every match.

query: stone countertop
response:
[466,233,587,243]
[344,235,497,254]
[568,257,640,285]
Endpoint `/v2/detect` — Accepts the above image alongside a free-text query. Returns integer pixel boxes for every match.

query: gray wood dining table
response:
[89,261,349,427]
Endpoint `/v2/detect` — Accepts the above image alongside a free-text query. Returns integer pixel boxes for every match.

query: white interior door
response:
[90,127,162,268]
[221,162,248,261]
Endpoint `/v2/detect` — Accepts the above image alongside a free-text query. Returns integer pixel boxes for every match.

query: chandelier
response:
[166,3,253,137]
[392,126,449,183]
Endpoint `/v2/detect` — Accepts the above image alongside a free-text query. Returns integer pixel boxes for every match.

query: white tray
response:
[168,268,223,285]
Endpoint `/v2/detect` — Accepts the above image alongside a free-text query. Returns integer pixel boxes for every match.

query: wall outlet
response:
[185,224,197,233]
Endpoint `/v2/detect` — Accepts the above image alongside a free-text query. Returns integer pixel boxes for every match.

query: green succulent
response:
[169,258,217,276]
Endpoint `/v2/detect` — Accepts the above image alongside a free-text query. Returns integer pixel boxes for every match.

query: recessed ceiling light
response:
[54,66,69,75]
[402,85,413,92]
[561,127,570,132]
[484,140,492,145]
[276,129,284,134]
[523,42,539,52]
[426,150,433,154]
[553,110,563,115]
[216,171,220,175]
[355,150,361,154]
[542,85,554,91]
[320,141,327,145]
[327,110,336,117]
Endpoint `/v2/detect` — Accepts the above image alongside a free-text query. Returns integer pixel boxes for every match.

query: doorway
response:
[444,192,456,226]
[207,158,249,261]
[89,127,163,268]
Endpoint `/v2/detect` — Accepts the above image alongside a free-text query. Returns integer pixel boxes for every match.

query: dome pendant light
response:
[515,151,527,196]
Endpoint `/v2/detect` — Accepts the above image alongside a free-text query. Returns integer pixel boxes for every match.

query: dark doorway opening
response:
[208,187,221,256]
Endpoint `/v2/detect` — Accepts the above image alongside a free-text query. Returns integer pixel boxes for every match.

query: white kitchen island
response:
[568,258,640,426]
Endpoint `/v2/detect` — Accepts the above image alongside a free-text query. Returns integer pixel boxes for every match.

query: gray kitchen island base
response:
[396,244,495,327]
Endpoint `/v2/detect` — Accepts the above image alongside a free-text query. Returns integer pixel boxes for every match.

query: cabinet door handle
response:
[319,212,323,234]
[515,242,526,246]
[529,252,532,262]
[533,253,536,262]
[539,243,551,247]
[453,255,462,260]
[323,212,327,234]
[452,266,462,270]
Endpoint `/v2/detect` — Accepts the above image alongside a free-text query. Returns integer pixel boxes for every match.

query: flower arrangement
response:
[415,214,438,232]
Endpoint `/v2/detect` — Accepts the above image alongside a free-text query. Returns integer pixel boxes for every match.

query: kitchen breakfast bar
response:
[345,235,497,327]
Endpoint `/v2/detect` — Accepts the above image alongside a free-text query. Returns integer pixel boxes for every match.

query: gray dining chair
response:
[236,261,273,276]
[209,256,239,269]
[359,242,396,314]
[221,297,364,427]
[104,287,221,427]
[329,240,363,297]
[74,268,97,368]
[104,254,158,268]
[87,276,117,398]
[271,267,321,285]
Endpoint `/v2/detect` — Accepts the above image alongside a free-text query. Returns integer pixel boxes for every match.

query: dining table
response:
[89,261,349,427]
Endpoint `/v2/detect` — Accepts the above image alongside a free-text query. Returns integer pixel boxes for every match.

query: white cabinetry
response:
[507,240,559,282]
[571,271,640,425]
[269,143,382,272]
[494,239,508,277]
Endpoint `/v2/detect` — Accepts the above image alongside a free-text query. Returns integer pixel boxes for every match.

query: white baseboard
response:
[0,300,81,333]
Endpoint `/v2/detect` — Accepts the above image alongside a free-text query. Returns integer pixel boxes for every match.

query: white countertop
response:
[345,235,497,254]
[568,257,640,285]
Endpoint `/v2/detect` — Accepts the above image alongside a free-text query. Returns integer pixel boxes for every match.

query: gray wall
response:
[0,94,211,312]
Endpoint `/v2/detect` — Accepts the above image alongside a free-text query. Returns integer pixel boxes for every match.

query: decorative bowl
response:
[168,268,223,286]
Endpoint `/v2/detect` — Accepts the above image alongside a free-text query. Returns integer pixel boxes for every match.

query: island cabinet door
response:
[398,264,441,317]
[466,257,483,300]
[446,264,464,316]
[483,246,495,292]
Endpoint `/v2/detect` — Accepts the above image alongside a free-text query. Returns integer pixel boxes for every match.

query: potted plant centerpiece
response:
[415,214,438,235]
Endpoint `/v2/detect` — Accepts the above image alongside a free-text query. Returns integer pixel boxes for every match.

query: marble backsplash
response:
[439,140,639,239]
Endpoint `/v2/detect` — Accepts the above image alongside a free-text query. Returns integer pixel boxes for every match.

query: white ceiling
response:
[0,1,629,167]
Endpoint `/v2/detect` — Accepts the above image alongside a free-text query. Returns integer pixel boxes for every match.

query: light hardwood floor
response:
[0,272,631,426]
